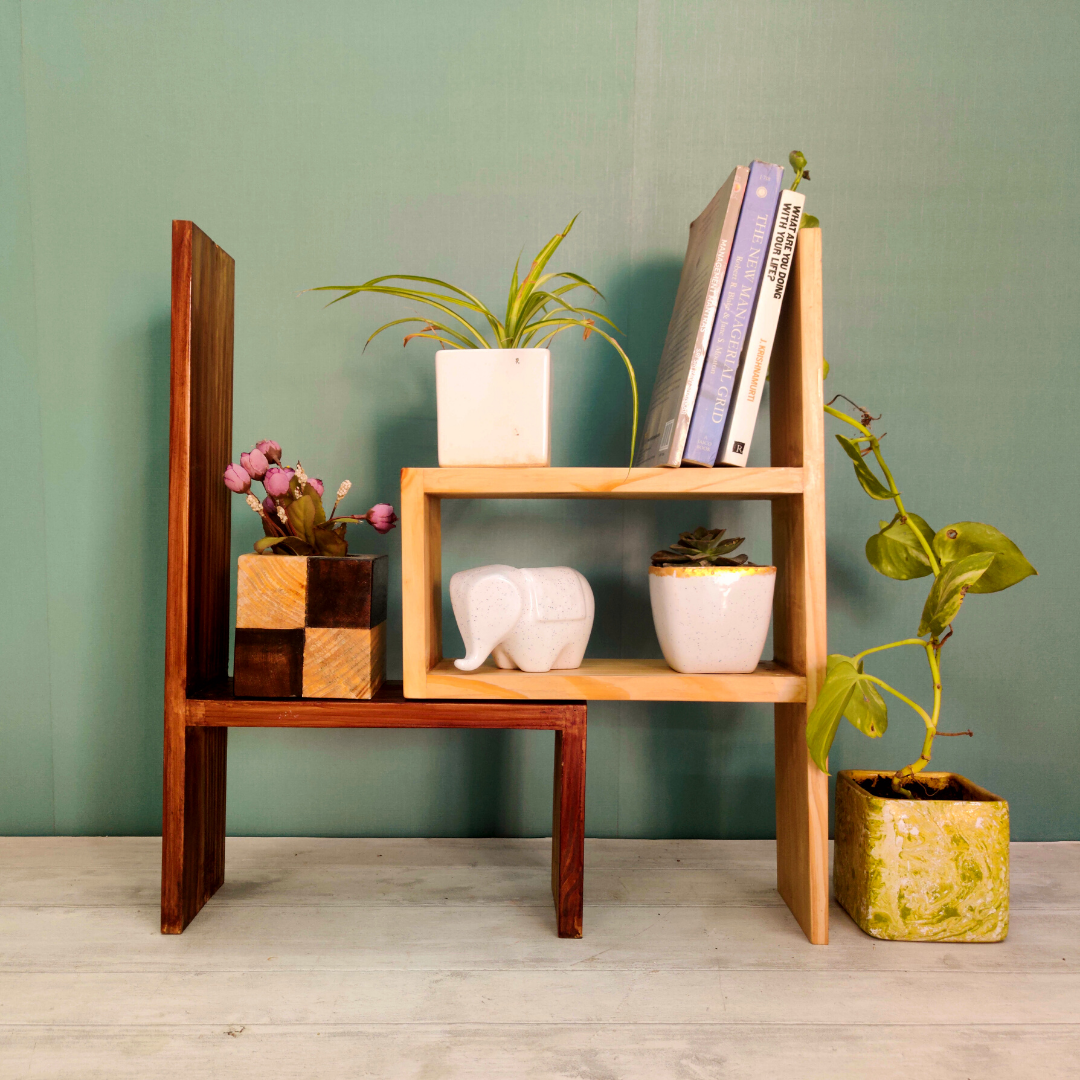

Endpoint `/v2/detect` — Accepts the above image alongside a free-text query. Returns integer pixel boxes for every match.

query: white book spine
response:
[717,190,806,467]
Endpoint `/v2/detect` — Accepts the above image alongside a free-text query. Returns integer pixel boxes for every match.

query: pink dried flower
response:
[241,447,268,480]
[263,467,294,497]
[307,477,324,496]
[256,439,282,465]
[262,496,276,516]
[223,463,251,493]
[366,503,398,534]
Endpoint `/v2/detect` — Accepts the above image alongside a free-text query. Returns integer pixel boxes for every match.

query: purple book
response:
[682,161,784,467]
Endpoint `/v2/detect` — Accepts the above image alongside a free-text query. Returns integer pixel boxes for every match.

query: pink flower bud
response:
[241,447,268,480]
[263,467,294,497]
[262,496,276,516]
[256,439,282,465]
[307,477,324,497]
[366,503,398,534]
[223,463,251,493]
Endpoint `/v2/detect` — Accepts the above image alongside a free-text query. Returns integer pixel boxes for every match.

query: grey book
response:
[634,166,749,468]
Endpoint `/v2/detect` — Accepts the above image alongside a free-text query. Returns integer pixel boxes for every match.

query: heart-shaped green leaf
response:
[806,656,860,774]
[932,521,1037,594]
[918,551,995,637]
[836,435,895,501]
[843,664,888,738]
[865,513,936,580]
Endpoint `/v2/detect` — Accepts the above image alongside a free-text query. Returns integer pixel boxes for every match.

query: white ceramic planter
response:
[435,348,551,467]
[648,564,776,673]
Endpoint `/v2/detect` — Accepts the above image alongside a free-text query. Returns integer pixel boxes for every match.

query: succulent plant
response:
[651,526,749,568]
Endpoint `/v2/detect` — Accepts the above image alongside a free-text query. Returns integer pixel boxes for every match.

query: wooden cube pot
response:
[233,554,388,699]
[834,770,1009,943]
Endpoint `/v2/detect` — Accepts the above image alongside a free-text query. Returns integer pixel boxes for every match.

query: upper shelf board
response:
[401,467,803,499]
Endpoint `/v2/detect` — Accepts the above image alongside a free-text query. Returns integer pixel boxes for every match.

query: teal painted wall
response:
[2,0,1076,839]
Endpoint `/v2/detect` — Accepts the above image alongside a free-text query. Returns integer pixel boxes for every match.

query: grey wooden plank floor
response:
[1,838,1077,1078]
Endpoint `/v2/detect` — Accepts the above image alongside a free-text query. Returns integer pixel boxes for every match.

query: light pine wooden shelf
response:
[416,466,804,499]
[400,228,829,945]
[424,659,806,702]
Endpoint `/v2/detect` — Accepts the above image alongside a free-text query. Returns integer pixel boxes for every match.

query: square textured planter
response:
[233,553,388,699]
[834,770,1009,942]
[435,348,551,466]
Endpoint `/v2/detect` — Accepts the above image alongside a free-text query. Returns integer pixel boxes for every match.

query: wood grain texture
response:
[400,468,441,697]
[423,658,805,702]
[551,707,586,938]
[301,624,386,699]
[232,629,304,698]
[187,681,580,729]
[409,465,803,499]
[7,837,1080,1078]
[235,554,307,629]
[162,221,234,934]
[769,228,829,945]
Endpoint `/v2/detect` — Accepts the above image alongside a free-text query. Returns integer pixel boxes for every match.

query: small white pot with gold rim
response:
[648,564,776,673]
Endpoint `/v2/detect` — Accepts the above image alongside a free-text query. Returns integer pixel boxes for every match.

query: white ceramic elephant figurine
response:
[450,565,595,672]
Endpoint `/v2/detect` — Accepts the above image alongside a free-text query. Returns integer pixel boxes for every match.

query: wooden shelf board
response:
[408,466,804,499]
[419,658,806,702]
[187,680,575,729]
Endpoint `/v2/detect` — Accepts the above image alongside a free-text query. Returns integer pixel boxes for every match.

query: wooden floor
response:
[1,838,1078,1078]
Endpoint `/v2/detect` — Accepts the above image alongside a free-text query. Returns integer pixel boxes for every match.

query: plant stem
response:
[891,642,943,793]
[853,638,928,664]
[824,403,941,575]
[860,674,933,729]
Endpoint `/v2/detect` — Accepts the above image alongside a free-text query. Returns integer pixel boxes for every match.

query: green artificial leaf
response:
[806,656,860,774]
[865,513,936,580]
[918,551,995,637]
[932,521,1037,594]
[843,665,888,738]
[254,535,290,554]
[835,435,895,500]
[286,492,318,547]
[313,522,348,557]
[254,535,312,556]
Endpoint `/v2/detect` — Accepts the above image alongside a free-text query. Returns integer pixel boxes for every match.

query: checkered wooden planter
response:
[233,553,388,699]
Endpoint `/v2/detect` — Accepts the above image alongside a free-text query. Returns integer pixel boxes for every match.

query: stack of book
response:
[635,161,806,469]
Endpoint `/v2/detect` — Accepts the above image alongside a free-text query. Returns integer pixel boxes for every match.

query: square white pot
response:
[435,349,551,467]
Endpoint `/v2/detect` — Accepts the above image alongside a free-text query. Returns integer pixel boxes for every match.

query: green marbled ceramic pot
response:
[834,770,1009,942]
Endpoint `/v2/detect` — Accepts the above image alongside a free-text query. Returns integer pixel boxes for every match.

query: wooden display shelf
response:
[400,228,829,944]
[422,659,805,702]
[162,222,587,941]
[416,466,803,499]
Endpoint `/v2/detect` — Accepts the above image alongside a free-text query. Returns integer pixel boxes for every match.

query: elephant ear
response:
[449,565,524,672]
[523,567,588,622]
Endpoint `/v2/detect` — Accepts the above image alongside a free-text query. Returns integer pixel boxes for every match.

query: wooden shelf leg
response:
[161,724,227,933]
[774,702,829,943]
[551,705,586,938]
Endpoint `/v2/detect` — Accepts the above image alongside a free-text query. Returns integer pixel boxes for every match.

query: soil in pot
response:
[857,774,992,801]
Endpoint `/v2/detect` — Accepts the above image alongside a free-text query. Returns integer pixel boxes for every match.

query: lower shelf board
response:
[418,658,806,702]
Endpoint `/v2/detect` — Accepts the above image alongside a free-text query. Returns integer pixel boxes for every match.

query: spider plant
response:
[312,217,639,465]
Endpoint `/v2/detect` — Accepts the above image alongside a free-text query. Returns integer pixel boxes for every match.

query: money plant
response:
[807,393,1037,795]
[223,439,397,556]
[312,217,640,464]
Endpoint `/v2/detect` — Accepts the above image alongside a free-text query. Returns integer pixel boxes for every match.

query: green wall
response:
[2,0,1076,839]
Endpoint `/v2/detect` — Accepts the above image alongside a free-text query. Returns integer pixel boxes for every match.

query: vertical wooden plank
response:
[769,228,829,945]
[162,221,232,934]
[401,470,441,698]
[551,705,586,938]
